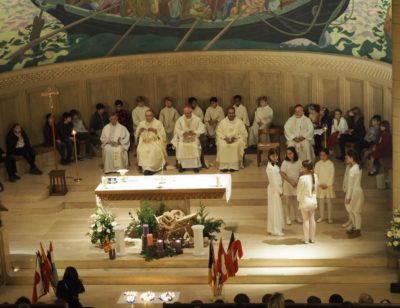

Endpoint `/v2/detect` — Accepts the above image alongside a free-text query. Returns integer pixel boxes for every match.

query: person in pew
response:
[6,123,42,175]
[159,96,180,148]
[0,147,18,184]
[204,96,225,147]
[89,103,109,138]
[131,96,150,133]
[367,120,392,176]
[189,96,204,121]
[43,113,68,165]
[314,106,332,155]
[136,110,167,175]
[56,266,85,308]
[248,96,274,146]
[70,109,96,158]
[357,114,381,155]
[114,99,131,130]
[58,112,74,163]
[327,108,348,153]
[172,105,205,173]
[216,107,248,172]
[232,95,250,127]
[284,104,315,162]
[100,113,130,174]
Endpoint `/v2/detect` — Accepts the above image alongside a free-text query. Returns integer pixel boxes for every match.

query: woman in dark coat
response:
[56,266,85,308]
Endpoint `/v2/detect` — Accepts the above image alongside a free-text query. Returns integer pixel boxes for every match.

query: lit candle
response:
[157,239,164,252]
[174,239,182,254]
[216,176,221,187]
[143,224,149,236]
[147,233,154,246]
[323,125,327,149]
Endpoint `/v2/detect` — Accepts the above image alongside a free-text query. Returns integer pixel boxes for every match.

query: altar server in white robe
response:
[297,160,318,244]
[172,106,205,173]
[266,148,285,236]
[132,96,150,131]
[189,96,204,121]
[100,113,130,173]
[136,110,167,175]
[204,97,225,141]
[216,107,248,172]
[248,96,274,146]
[284,104,315,162]
[159,97,180,145]
[232,95,250,127]
[342,149,364,238]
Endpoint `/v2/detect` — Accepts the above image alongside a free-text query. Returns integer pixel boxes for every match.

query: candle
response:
[143,224,149,236]
[147,233,154,246]
[323,126,327,149]
[102,176,107,187]
[174,239,182,254]
[157,239,164,252]
[216,176,221,187]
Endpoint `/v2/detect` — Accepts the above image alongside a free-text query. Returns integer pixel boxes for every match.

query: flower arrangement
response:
[87,198,117,246]
[386,209,400,249]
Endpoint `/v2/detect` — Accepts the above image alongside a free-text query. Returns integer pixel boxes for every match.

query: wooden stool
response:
[257,142,280,167]
[48,169,68,196]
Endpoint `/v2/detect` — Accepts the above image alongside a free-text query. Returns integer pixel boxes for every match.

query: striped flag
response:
[32,252,46,303]
[39,242,53,293]
[226,231,243,277]
[208,240,216,289]
[46,242,59,289]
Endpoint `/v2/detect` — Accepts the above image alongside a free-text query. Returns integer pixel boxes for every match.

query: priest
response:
[100,113,130,173]
[172,105,205,173]
[136,110,167,175]
[132,96,150,132]
[284,104,315,161]
[204,97,225,145]
[216,107,248,172]
[159,96,180,146]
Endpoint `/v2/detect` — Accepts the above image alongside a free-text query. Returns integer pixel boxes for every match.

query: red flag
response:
[47,242,59,289]
[40,242,52,293]
[216,239,228,285]
[32,252,46,303]
[226,232,243,277]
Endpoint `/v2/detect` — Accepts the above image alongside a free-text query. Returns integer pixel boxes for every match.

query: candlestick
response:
[174,239,183,254]
[143,224,149,236]
[72,129,82,182]
[323,126,327,149]
[147,233,154,246]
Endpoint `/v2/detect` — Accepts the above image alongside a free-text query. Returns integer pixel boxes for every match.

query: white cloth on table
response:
[248,105,274,146]
[266,162,285,235]
[280,159,302,196]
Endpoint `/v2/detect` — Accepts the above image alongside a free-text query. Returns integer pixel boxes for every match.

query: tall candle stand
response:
[72,129,82,182]
[323,125,328,149]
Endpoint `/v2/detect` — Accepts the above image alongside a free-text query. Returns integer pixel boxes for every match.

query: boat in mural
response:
[30,0,350,45]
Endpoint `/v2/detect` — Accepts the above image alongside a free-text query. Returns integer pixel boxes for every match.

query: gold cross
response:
[41,86,59,109]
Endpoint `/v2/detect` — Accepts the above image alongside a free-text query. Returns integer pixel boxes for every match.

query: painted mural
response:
[0,0,392,73]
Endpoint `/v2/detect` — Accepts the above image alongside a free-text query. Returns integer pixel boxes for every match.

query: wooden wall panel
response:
[155,74,181,114]
[347,79,364,108]
[371,85,384,117]
[119,74,155,114]
[0,94,24,149]
[181,71,217,111]
[221,72,250,111]
[86,78,118,114]
[26,88,51,146]
[321,78,339,112]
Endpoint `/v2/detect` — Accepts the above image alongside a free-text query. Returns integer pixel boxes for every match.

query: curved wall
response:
[0,51,392,148]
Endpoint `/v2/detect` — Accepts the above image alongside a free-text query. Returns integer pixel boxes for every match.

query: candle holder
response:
[72,129,82,182]
[323,125,328,149]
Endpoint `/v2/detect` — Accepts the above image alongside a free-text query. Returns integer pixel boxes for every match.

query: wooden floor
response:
[0,153,397,306]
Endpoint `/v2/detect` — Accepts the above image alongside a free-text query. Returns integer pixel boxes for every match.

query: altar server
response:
[159,96,180,145]
[284,104,315,162]
[280,147,302,225]
[248,96,274,146]
[232,95,250,127]
[132,96,150,131]
[172,106,205,173]
[100,113,130,173]
[189,96,204,121]
[204,97,225,143]
[297,160,318,244]
[216,107,248,172]
[342,150,364,238]
[266,148,285,236]
[136,110,167,175]
[315,148,336,223]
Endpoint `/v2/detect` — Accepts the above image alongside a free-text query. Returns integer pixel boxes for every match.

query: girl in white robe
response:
[280,146,302,225]
[314,148,336,223]
[297,160,318,244]
[342,149,364,238]
[266,148,285,236]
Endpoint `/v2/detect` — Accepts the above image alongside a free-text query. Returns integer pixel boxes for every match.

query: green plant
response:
[196,203,224,240]
[387,209,400,249]
[126,202,162,238]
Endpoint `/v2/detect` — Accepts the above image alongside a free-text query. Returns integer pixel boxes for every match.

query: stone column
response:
[394,1,400,210]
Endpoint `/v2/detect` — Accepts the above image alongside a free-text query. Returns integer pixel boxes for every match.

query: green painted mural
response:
[0,0,392,73]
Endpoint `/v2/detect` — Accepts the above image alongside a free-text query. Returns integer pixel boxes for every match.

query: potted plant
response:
[196,203,224,241]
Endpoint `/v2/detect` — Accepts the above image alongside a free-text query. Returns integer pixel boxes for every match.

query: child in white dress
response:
[343,149,364,238]
[314,148,336,223]
[280,146,302,225]
[297,160,318,244]
[266,148,285,236]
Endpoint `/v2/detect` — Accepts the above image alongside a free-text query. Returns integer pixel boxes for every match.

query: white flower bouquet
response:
[87,198,117,246]
[386,209,400,249]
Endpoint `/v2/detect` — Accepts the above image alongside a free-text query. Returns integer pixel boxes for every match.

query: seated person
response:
[172,105,205,173]
[56,266,85,308]
[204,97,225,147]
[100,113,130,174]
[216,107,248,172]
[132,96,150,133]
[159,96,180,147]
[89,103,109,138]
[58,112,74,163]
[189,96,204,121]
[6,123,42,175]
[248,96,273,146]
[284,105,314,162]
[232,95,250,127]
[0,147,18,183]
[114,99,131,130]
[70,109,95,158]
[314,106,332,155]
[368,120,392,176]
[327,108,348,152]
[43,113,68,165]
[357,114,381,154]
[136,110,167,175]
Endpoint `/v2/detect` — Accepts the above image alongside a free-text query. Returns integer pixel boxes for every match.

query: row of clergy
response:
[101,102,315,174]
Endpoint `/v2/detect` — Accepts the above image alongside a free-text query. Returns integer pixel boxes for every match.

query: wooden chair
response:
[256,127,284,167]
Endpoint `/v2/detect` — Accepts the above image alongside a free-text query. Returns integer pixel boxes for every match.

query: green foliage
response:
[126,202,166,238]
[87,201,116,245]
[142,244,177,262]
[197,203,224,239]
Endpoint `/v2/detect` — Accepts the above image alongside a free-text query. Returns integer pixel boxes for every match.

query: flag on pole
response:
[226,231,243,277]
[39,242,52,293]
[32,252,46,303]
[208,240,216,289]
[46,242,59,289]
[216,239,228,287]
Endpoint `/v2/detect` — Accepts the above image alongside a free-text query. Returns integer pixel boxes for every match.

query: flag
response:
[226,232,243,277]
[47,242,59,289]
[32,252,46,303]
[39,242,53,293]
[216,239,228,285]
[208,240,216,289]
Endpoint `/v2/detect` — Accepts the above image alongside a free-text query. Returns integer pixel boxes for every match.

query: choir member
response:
[100,113,130,174]
[135,110,167,175]
[216,107,248,172]
[132,96,150,132]
[368,120,392,176]
[172,105,205,173]
[357,114,381,154]
[266,148,285,236]
[189,96,204,121]
[58,112,74,163]
[159,97,180,146]
[89,103,109,137]
[248,96,273,146]
[232,95,250,127]
[114,99,130,129]
[327,108,348,152]
[284,104,315,162]
[204,97,225,146]
[70,109,95,158]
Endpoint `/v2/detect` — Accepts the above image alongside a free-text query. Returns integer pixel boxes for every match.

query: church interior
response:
[0,0,399,307]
